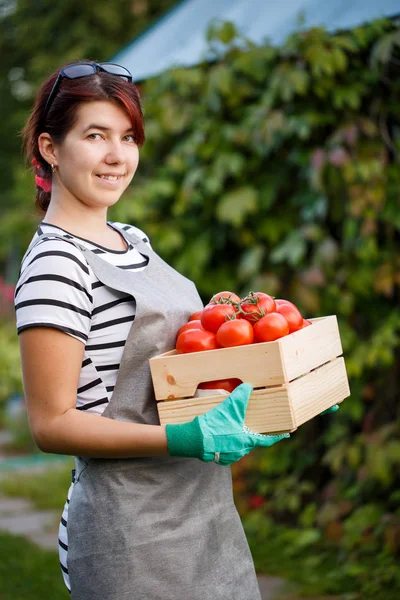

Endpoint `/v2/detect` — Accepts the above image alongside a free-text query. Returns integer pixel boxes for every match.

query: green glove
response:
[320,404,340,416]
[166,383,290,466]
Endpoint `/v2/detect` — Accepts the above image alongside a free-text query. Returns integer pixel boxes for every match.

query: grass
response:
[0,463,72,599]
[0,532,70,600]
[0,461,74,510]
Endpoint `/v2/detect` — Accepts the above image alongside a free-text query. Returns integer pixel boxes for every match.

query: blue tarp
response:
[113,0,400,82]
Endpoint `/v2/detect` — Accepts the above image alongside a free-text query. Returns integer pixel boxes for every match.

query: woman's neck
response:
[44,205,110,238]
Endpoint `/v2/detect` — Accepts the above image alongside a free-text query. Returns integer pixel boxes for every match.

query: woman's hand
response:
[166,383,290,466]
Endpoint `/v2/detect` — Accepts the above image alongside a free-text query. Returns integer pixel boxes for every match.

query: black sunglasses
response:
[42,62,133,121]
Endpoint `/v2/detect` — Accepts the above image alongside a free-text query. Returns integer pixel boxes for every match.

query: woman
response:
[15,61,291,599]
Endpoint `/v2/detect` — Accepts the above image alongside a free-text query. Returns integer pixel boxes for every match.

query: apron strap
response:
[109,223,149,250]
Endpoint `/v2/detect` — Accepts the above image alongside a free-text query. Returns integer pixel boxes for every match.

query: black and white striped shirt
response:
[15,220,150,415]
[15,220,151,592]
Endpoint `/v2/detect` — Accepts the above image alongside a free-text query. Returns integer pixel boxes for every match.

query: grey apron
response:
[32,225,261,600]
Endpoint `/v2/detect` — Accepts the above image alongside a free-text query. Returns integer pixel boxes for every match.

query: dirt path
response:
[0,493,59,550]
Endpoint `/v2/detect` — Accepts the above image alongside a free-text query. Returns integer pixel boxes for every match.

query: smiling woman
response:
[22,61,144,224]
[38,101,140,227]
[14,60,286,600]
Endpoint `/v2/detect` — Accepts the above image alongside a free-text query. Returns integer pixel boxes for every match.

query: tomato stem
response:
[225,313,238,321]
[242,291,259,305]
[211,295,238,306]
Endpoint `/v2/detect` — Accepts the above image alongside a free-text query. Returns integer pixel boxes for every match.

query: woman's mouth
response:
[97,174,124,181]
[95,173,125,188]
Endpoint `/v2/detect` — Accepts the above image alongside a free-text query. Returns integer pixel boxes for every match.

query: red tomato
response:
[201,303,237,333]
[176,319,204,339]
[189,310,203,321]
[275,299,299,310]
[276,303,303,333]
[240,292,276,323]
[176,329,218,354]
[198,378,242,393]
[253,313,289,342]
[216,319,254,347]
[302,319,312,328]
[210,291,241,304]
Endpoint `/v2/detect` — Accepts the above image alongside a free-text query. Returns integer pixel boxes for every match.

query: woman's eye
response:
[87,133,136,142]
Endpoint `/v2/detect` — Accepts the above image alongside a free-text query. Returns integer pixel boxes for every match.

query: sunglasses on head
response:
[42,61,133,121]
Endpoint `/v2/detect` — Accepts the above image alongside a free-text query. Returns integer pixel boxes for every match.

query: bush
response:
[0,319,23,422]
[109,18,400,596]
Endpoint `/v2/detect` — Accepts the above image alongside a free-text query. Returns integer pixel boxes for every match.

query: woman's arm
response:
[19,327,168,458]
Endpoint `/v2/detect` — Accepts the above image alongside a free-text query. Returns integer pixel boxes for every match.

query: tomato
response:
[216,319,254,347]
[301,319,312,328]
[253,312,289,342]
[240,292,276,323]
[176,319,204,339]
[276,303,303,333]
[210,291,241,304]
[176,329,218,354]
[198,378,243,393]
[189,310,203,321]
[201,303,237,333]
[275,299,298,310]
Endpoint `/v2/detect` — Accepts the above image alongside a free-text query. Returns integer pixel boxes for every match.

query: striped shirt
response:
[15,220,150,592]
[15,220,150,415]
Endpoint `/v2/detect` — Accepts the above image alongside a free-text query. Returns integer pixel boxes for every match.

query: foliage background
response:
[113,20,400,596]
[1,2,400,597]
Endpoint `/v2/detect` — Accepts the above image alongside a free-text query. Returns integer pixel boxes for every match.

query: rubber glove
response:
[320,405,340,415]
[166,383,290,466]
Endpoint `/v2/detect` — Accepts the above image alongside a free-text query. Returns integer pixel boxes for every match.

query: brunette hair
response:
[22,60,145,214]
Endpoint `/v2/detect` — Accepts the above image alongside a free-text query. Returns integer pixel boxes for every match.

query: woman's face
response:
[52,100,139,210]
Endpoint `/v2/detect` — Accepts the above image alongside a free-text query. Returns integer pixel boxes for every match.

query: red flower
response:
[249,494,265,509]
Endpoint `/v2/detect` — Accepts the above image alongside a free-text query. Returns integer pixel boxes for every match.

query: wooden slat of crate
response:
[288,357,349,428]
[149,315,342,401]
[157,357,349,434]
[278,316,342,381]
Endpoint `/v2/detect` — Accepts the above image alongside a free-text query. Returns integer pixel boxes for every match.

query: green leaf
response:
[370,29,400,68]
[217,21,238,45]
[295,528,321,548]
[366,445,392,486]
[216,186,258,227]
[270,231,307,266]
[238,245,264,280]
[386,441,400,464]
[206,20,238,45]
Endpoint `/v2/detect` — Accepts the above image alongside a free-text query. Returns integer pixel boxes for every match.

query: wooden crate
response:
[149,315,350,433]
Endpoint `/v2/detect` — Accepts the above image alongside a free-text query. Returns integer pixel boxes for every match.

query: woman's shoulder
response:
[15,229,93,343]
[19,228,91,284]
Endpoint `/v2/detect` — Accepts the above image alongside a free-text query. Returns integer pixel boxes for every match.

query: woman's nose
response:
[105,141,125,164]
